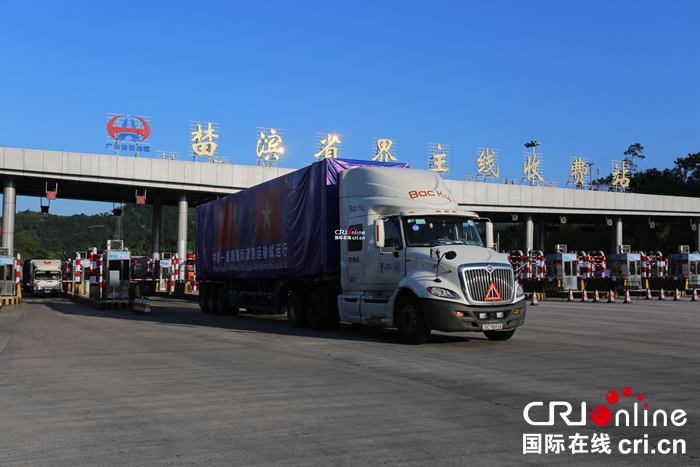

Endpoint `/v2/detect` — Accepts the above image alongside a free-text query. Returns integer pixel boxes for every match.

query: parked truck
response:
[196,158,526,343]
[28,259,63,296]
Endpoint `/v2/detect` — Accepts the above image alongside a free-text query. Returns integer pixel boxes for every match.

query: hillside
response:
[13,204,196,259]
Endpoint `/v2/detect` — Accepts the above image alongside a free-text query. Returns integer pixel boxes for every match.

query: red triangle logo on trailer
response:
[484,280,502,301]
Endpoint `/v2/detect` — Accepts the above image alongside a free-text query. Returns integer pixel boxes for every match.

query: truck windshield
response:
[402,216,483,247]
[35,270,61,280]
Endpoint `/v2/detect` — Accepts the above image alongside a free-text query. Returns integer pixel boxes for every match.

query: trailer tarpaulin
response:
[196,158,409,280]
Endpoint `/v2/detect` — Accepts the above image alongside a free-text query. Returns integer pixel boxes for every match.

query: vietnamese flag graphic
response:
[254,185,281,242]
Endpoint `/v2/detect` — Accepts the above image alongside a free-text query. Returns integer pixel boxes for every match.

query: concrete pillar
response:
[537,219,545,252]
[151,198,161,260]
[614,216,623,253]
[695,218,700,252]
[176,193,188,277]
[484,221,494,249]
[524,214,534,254]
[2,178,16,256]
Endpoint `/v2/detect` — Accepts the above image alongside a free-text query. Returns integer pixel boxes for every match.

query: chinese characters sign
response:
[191,122,220,158]
[477,147,500,178]
[256,128,285,166]
[523,141,544,185]
[314,133,341,159]
[611,160,631,191]
[569,157,589,188]
[427,143,449,173]
[372,138,397,162]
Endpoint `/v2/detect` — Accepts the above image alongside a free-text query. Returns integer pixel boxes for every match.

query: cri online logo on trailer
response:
[106,114,151,153]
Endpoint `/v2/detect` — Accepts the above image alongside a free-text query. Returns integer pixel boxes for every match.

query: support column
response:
[695,218,700,252]
[524,214,534,254]
[2,178,16,256]
[613,216,623,253]
[485,221,494,249]
[151,198,161,260]
[176,193,188,278]
[537,219,545,252]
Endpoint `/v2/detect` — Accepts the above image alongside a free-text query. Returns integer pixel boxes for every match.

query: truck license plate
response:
[482,323,503,331]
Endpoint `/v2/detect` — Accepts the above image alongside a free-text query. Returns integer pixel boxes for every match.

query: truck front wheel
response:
[286,291,305,327]
[395,295,430,344]
[484,329,516,341]
[305,290,326,330]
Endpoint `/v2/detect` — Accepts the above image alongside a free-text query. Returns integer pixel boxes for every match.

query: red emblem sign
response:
[107,114,151,142]
[484,280,502,301]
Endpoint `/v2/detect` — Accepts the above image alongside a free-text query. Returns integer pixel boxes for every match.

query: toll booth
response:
[22,259,31,293]
[63,254,88,295]
[608,252,643,289]
[574,251,591,279]
[104,241,131,300]
[89,241,131,302]
[77,254,91,296]
[130,256,154,295]
[646,251,668,278]
[669,252,700,289]
[589,250,607,278]
[546,252,580,290]
[155,253,175,292]
[528,250,546,280]
[0,254,16,297]
[185,252,196,283]
[61,259,72,293]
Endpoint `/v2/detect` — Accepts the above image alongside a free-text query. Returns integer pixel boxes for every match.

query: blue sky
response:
[1,0,698,214]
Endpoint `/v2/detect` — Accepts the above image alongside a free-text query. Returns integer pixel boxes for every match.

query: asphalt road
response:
[0,297,698,466]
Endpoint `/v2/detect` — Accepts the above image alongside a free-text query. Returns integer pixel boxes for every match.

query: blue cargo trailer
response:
[195,158,527,344]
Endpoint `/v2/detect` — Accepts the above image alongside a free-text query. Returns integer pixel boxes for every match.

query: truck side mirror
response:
[375,219,385,248]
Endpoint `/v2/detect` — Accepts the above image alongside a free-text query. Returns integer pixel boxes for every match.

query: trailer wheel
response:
[207,286,219,314]
[483,329,515,341]
[226,291,240,315]
[199,286,210,313]
[286,290,305,327]
[305,290,326,330]
[215,287,228,314]
[395,294,430,344]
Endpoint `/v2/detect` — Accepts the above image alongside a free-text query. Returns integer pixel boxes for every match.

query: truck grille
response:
[462,266,514,304]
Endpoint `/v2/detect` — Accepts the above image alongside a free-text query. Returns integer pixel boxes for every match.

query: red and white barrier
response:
[132,297,151,313]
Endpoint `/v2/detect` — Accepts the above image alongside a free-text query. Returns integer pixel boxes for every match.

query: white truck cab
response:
[30,259,63,296]
[337,167,527,343]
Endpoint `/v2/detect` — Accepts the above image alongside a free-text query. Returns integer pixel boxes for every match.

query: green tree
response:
[623,142,645,173]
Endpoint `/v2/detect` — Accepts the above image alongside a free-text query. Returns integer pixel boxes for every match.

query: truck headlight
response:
[515,283,524,298]
[426,286,458,299]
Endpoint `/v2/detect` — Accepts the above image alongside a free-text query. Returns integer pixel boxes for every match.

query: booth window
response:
[108,260,130,280]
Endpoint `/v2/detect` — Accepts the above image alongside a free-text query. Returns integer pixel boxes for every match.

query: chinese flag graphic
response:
[217,199,236,250]
[254,185,281,242]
